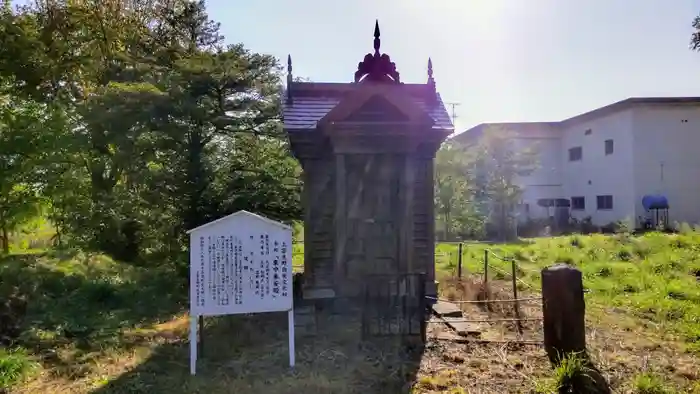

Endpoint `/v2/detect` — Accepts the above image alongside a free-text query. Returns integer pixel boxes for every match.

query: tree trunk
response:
[444,210,452,241]
[185,130,207,232]
[50,205,62,247]
[1,219,9,254]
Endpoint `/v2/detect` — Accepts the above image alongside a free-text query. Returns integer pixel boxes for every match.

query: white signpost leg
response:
[288,309,295,367]
[190,314,198,375]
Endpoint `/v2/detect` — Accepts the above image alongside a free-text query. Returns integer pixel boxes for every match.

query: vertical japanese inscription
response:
[259,234,265,300]
[272,240,280,297]
[281,240,288,297]
[194,220,290,314]
[237,237,243,305]
[197,236,205,308]
[207,236,213,304]
[265,234,270,297]
[221,236,229,306]
[231,235,237,305]
[249,235,255,297]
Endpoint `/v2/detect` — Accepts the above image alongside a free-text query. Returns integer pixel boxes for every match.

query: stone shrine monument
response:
[283,22,453,303]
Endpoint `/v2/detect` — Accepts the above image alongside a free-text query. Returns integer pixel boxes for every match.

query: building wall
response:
[632,104,700,225]
[512,136,563,221]
[460,101,700,228]
[560,110,636,225]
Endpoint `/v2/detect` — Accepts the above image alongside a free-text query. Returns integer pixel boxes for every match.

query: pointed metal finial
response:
[373,20,381,54]
[427,57,437,103]
[286,54,293,104]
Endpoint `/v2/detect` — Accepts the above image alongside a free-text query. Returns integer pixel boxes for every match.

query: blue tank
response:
[642,195,669,210]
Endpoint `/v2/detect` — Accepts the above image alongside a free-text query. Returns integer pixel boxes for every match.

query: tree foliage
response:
[434,140,481,240]
[435,126,538,241]
[0,0,301,265]
[691,15,700,51]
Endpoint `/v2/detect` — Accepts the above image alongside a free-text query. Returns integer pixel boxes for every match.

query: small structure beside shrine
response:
[186,210,295,374]
[283,22,454,302]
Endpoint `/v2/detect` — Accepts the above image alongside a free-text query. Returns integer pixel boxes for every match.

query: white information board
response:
[187,210,295,375]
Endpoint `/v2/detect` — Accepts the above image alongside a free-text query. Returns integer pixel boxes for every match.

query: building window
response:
[584,129,592,135]
[596,195,613,210]
[569,147,582,161]
[571,197,585,211]
[605,139,614,155]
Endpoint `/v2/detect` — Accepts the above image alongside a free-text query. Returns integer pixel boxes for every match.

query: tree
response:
[470,126,539,240]
[691,15,700,51]
[0,0,302,264]
[434,140,483,240]
[0,88,66,252]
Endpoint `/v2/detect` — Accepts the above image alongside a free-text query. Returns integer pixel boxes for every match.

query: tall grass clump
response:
[0,347,36,390]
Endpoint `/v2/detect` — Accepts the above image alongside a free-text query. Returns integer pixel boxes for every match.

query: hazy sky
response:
[208,0,700,132]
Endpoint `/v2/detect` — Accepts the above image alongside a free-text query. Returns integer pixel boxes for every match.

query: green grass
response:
[434,232,700,354]
[632,373,679,394]
[2,231,700,393]
[0,249,186,393]
[7,216,56,253]
[0,348,36,389]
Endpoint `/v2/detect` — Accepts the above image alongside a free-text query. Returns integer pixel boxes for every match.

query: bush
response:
[0,287,27,346]
[0,347,35,390]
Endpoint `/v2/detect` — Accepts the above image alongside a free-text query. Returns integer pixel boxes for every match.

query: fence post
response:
[510,259,523,335]
[457,242,463,278]
[483,249,489,286]
[541,263,586,365]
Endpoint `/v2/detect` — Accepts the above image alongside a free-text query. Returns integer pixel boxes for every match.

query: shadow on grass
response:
[91,311,425,394]
[0,252,186,379]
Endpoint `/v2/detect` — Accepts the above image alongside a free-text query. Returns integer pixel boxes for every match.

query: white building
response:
[454,97,700,227]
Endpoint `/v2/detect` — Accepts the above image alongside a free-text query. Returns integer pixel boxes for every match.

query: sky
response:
[206,0,700,133]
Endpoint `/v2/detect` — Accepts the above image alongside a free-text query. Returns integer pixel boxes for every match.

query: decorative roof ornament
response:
[427,57,437,102]
[354,20,401,83]
[286,54,293,104]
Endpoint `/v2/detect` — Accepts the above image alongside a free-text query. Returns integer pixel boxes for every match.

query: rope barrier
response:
[438,317,543,323]
[488,250,512,261]
[426,295,542,304]
[433,336,544,346]
[485,263,537,290]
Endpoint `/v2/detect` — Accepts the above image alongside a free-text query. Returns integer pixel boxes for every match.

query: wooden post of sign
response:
[198,315,204,355]
[190,314,198,375]
[541,263,586,364]
[288,309,296,367]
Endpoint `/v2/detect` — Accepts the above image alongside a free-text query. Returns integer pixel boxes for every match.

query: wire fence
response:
[435,245,545,340]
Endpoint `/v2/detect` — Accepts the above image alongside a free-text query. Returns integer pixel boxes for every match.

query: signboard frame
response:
[186,210,296,375]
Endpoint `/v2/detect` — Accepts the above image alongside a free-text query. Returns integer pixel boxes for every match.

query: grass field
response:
[1,231,700,393]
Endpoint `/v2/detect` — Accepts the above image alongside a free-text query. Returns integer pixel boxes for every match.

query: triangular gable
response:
[344,95,408,122]
[317,85,434,128]
[186,210,292,234]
